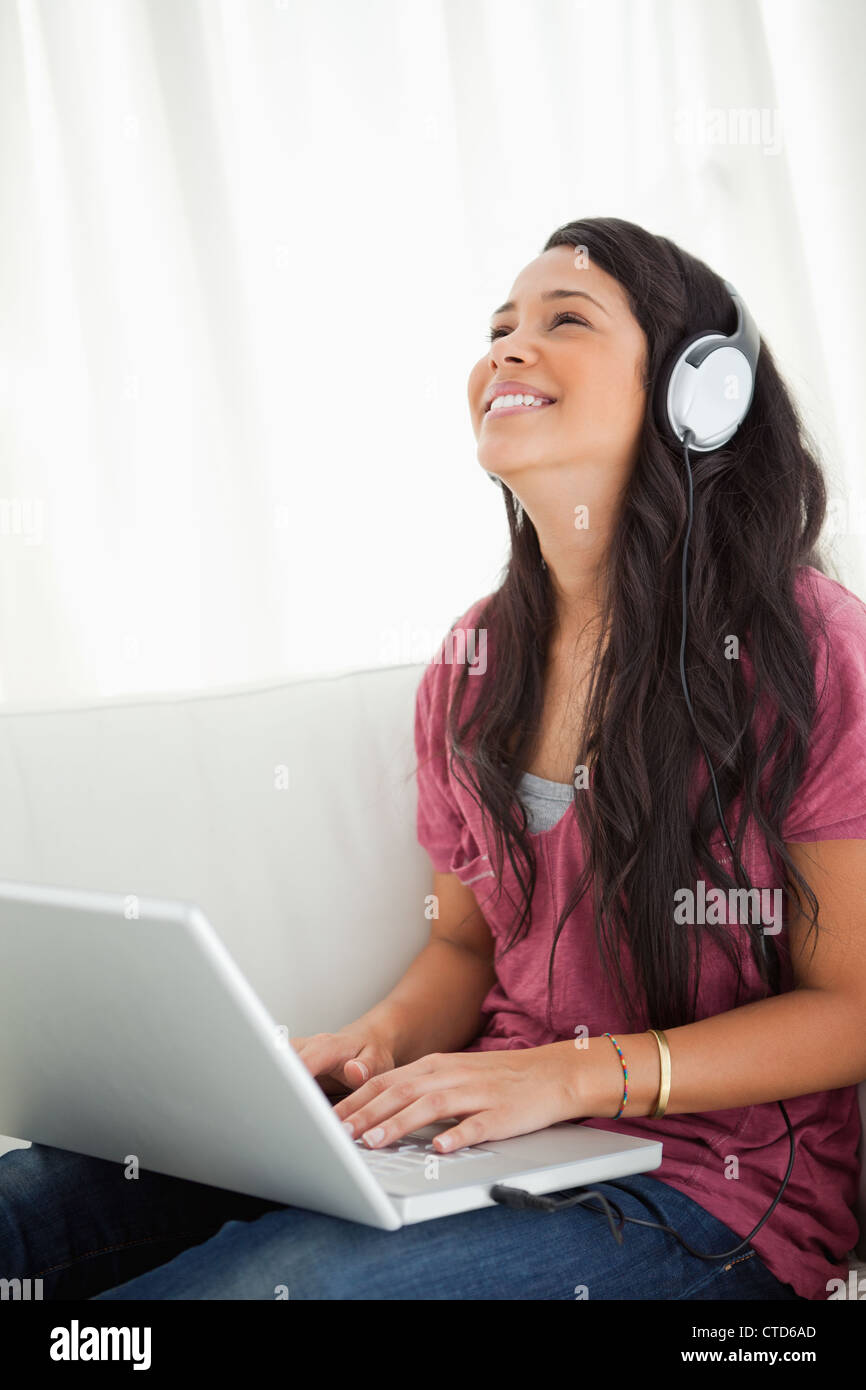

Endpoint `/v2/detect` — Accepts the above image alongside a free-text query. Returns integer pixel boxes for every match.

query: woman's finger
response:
[352,1088,491,1150]
[332,1051,451,1121]
[340,1067,484,1139]
[292,1034,355,1080]
[334,1061,452,1125]
[341,1039,393,1088]
[432,1109,506,1153]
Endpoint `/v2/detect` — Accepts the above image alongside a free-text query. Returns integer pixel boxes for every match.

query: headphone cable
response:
[491,429,797,1260]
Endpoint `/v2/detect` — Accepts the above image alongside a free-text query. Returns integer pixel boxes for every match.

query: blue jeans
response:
[0,1141,808,1300]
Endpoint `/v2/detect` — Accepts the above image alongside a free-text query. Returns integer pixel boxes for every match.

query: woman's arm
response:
[334,838,866,1153]
[354,869,496,1067]
[575,838,866,1117]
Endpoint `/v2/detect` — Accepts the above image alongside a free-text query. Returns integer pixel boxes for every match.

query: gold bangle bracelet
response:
[646,1027,671,1118]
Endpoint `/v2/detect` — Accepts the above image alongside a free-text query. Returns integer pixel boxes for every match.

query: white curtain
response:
[0,0,863,705]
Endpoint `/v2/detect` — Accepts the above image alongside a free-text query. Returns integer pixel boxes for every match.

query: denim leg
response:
[92,1173,809,1301]
[0,1142,283,1300]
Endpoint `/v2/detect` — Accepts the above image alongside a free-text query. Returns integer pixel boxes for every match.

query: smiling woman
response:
[3,217,863,1305]
[329,218,866,1302]
[385,217,866,1302]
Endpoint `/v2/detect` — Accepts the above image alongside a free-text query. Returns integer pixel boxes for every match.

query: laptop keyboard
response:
[352,1131,501,1175]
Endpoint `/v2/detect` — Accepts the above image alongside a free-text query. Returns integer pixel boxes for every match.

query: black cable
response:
[490,1185,628,1245]
[491,428,797,1261]
[674,427,795,1254]
[679,432,749,899]
[490,1100,795,1261]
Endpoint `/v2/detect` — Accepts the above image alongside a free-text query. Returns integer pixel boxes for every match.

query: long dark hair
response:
[446,216,830,1032]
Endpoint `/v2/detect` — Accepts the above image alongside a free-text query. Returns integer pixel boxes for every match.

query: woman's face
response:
[467,245,648,496]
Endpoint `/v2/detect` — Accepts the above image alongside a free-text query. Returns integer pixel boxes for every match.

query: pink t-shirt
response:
[414,565,866,1301]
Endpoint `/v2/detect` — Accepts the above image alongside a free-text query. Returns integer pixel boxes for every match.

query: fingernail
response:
[342,1120,354,1136]
[353,1061,369,1082]
[435,1134,452,1151]
[363,1127,385,1147]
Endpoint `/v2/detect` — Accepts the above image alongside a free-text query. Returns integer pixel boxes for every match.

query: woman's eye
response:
[486,311,588,343]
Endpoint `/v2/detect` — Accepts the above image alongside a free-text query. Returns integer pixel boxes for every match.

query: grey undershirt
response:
[517,769,574,834]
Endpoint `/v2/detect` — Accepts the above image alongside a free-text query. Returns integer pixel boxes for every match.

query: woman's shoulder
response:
[793,564,866,705]
[416,592,496,703]
[782,565,866,841]
[794,564,866,632]
[413,593,497,852]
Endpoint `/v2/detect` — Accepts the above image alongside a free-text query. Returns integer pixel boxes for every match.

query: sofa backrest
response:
[0,664,431,1036]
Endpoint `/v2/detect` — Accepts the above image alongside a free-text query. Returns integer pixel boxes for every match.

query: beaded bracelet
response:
[603,1031,628,1118]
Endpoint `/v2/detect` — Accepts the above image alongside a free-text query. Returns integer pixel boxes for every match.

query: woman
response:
[3,217,865,1300]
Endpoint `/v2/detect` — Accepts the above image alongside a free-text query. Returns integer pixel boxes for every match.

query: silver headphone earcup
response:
[665,339,755,451]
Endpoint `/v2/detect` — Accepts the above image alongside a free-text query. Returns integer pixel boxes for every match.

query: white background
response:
[1,0,863,704]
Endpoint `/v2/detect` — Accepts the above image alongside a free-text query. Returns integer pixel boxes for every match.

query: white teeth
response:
[489,393,551,412]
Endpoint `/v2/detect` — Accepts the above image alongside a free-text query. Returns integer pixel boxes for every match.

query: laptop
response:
[0,879,662,1228]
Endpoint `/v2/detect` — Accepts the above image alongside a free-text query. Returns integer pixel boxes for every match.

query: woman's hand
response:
[331,1042,583,1151]
[290,1025,398,1097]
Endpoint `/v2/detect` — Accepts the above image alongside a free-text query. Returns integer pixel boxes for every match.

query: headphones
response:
[653,279,760,450]
[493,280,799,1266]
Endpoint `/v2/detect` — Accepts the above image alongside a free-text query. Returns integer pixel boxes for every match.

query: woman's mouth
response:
[485,400,556,419]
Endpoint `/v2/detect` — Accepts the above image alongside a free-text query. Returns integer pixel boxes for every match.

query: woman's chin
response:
[477,452,545,479]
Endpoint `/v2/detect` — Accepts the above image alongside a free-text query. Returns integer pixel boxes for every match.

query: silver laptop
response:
[0,879,662,1228]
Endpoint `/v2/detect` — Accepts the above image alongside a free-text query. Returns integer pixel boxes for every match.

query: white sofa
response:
[0,661,864,1279]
